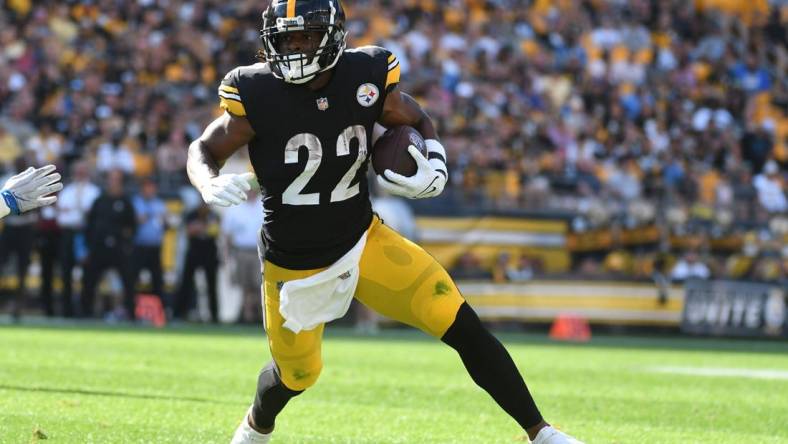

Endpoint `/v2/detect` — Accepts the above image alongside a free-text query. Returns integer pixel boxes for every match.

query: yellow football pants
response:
[262,216,466,391]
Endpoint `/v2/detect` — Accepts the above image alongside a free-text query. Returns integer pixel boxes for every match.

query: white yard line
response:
[645,366,788,380]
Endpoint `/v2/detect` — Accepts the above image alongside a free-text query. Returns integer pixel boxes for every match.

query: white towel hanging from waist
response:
[279,231,368,333]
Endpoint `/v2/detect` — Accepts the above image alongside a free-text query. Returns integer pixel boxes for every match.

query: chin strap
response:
[283,71,316,84]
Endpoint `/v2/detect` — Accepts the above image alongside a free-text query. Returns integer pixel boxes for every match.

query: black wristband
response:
[428,151,446,165]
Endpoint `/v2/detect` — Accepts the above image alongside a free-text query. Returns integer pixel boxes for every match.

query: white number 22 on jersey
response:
[282,125,368,206]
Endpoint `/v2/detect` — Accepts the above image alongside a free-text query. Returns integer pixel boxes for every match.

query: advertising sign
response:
[682,280,786,338]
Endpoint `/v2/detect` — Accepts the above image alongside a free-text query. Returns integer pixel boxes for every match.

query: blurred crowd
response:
[375,0,786,285]
[0,161,266,321]
[396,0,786,284]
[1,0,787,320]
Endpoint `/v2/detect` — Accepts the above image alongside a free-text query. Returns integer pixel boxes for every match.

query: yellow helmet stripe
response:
[287,0,296,18]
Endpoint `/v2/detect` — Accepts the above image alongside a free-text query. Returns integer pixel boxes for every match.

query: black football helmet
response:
[260,0,347,84]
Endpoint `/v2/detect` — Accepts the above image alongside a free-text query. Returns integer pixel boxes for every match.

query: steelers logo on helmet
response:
[356,83,380,107]
[260,0,347,84]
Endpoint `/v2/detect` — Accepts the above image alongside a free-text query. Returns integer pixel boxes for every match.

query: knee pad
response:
[279,361,323,391]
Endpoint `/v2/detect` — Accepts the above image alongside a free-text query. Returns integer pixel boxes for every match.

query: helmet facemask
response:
[261,2,346,84]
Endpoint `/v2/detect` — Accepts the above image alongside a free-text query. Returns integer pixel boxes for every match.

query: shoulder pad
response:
[218,64,271,117]
[218,67,246,117]
[346,46,401,92]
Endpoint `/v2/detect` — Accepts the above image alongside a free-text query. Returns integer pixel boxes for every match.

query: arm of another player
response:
[376,89,448,199]
[0,164,63,219]
[187,111,257,207]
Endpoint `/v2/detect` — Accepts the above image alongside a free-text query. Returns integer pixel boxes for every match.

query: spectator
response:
[495,252,516,283]
[671,251,712,282]
[730,54,772,95]
[742,122,775,174]
[81,170,137,320]
[175,203,221,323]
[96,134,135,175]
[35,199,60,317]
[27,122,63,166]
[576,257,603,279]
[221,190,264,324]
[606,157,642,202]
[450,251,492,281]
[0,125,22,166]
[651,254,671,305]
[0,160,38,320]
[156,129,189,194]
[506,256,536,282]
[603,247,635,277]
[131,177,168,308]
[753,160,787,213]
[691,100,734,132]
[55,161,100,317]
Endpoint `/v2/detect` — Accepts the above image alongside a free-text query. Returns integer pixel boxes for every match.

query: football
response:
[372,125,427,177]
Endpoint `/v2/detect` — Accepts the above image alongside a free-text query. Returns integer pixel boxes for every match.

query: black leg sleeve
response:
[251,361,303,430]
[441,302,544,430]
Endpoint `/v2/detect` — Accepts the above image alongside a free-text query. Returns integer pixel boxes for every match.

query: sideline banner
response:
[460,280,683,326]
[681,279,786,338]
[416,216,569,273]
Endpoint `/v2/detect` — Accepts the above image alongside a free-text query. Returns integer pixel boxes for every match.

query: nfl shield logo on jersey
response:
[356,83,379,107]
[316,97,329,111]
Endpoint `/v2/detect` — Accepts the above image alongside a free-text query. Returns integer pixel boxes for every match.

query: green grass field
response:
[0,323,786,444]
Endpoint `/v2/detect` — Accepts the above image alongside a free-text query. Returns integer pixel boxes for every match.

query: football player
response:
[186,1,583,443]
[0,164,63,220]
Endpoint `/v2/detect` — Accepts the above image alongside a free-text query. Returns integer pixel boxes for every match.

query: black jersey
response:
[218,46,402,269]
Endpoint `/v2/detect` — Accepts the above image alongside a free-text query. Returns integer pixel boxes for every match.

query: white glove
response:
[376,139,448,199]
[0,164,63,216]
[199,172,256,207]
